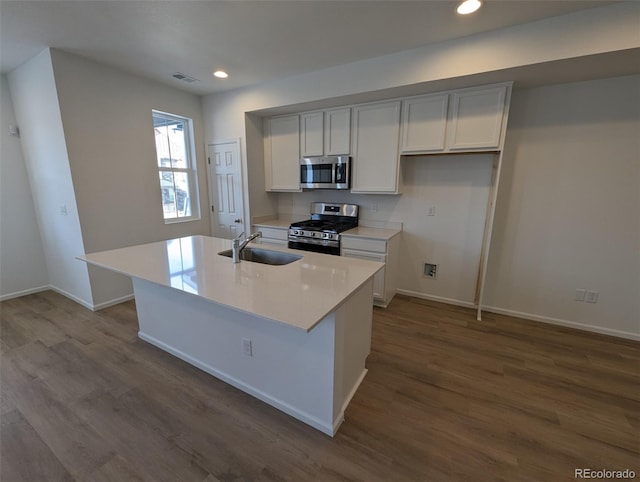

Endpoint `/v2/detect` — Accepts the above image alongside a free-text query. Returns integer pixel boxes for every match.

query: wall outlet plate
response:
[242,338,253,356]
[575,289,586,301]
[585,291,599,303]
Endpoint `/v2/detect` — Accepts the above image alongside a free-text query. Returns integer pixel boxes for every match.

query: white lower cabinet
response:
[342,249,386,300]
[341,233,400,307]
[255,226,288,246]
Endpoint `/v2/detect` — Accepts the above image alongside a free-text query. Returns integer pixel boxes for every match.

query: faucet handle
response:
[234,231,245,241]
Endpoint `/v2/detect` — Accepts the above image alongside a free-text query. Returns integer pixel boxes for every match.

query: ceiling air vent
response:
[172,72,199,83]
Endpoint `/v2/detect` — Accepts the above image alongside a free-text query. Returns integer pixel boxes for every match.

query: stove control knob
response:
[324,233,331,239]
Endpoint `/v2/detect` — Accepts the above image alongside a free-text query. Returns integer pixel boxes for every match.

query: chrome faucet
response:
[231,231,262,263]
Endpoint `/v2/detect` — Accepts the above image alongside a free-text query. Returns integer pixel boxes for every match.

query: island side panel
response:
[131,277,337,435]
[332,277,374,428]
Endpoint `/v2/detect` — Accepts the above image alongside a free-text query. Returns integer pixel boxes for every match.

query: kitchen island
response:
[79,235,383,436]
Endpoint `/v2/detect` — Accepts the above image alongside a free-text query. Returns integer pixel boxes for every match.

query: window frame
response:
[152,109,200,224]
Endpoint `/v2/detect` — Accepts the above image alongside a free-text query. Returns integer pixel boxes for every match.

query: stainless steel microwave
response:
[300,156,350,190]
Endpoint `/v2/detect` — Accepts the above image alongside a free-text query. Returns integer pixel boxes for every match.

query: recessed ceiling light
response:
[213,70,229,79]
[457,0,482,15]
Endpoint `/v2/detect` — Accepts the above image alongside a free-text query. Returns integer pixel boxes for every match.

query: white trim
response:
[482,305,640,341]
[138,331,338,436]
[1,285,134,312]
[396,290,639,341]
[341,368,368,415]
[207,138,245,239]
[48,285,94,310]
[92,293,135,311]
[0,285,50,302]
[396,289,476,309]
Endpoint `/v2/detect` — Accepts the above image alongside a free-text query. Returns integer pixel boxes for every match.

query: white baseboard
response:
[396,289,476,309]
[93,294,135,311]
[0,285,50,302]
[396,289,639,341]
[481,305,640,341]
[48,285,94,310]
[1,284,134,313]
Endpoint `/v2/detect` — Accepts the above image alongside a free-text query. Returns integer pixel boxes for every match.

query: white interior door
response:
[207,140,245,239]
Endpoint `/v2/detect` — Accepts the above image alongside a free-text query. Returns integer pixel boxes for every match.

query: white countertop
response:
[252,218,298,229]
[342,226,401,241]
[79,236,383,332]
[253,218,402,240]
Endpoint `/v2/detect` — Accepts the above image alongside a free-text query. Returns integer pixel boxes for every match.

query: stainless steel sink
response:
[218,247,302,265]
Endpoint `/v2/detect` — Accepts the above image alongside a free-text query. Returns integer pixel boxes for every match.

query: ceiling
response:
[0,0,621,96]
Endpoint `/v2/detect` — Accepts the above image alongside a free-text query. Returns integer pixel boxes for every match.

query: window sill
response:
[164,215,201,225]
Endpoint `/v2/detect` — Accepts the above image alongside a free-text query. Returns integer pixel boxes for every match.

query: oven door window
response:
[301,164,333,184]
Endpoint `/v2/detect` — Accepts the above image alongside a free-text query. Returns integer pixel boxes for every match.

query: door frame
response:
[206,138,246,239]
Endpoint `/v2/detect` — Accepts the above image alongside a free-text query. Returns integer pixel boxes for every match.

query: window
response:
[152,110,199,222]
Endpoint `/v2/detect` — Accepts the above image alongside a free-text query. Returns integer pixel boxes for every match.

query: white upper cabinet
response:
[264,115,301,192]
[263,83,511,192]
[400,93,449,154]
[351,101,402,194]
[300,108,350,157]
[447,85,508,151]
[324,108,351,155]
[300,112,324,157]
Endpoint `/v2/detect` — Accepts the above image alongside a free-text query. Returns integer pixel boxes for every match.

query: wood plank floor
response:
[1,291,638,481]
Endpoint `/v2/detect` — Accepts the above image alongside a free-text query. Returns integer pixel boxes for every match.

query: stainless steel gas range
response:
[288,203,358,256]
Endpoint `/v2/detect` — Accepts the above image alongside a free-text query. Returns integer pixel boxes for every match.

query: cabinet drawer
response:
[341,249,386,263]
[341,237,387,253]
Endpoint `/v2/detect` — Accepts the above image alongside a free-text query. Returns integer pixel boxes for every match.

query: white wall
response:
[484,75,640,338]
[0,75,49,299]
[276,154,494,306]
[7,49,93,307]
[202,4,640,338]
[49,49,210,307]
[203,2,639,223]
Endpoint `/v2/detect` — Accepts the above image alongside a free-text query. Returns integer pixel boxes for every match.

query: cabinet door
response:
[342,249,386,300]
[447,86,507,151]
[351,101,401,193]
[264,115,300,191]
[325,108,351,155]
[401,94,448,153]
[300,112,324,157]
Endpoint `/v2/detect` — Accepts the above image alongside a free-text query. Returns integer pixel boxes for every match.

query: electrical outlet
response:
[575,289,586,301]
[59,205,68,216]
[585,291,599,303]
[371,202,378,212]
[424,263,437,279]
[242,338,253,356]
[427,206,436,216]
